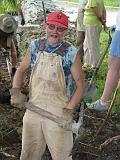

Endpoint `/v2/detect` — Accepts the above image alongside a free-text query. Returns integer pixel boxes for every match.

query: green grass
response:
[58,0,119,7]
[83,30,120,113]
[104,0,119,7]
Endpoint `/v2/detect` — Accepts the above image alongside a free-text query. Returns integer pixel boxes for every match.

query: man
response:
[83,0,108,69]
[88,9,120,111]
[76,0,88,59]
[10,12,84,160]
[0,14,17,76]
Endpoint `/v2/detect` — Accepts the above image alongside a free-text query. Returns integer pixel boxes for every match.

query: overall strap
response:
[56,42,70,55]
[39,38,70,55]
[39,38,46,51]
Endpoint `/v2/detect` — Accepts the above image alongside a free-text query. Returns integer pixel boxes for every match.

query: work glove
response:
[10,88,27,106]
[57,108,74,131]
[21,18,25,26]
[63,108,73,121]
[11,67,16,77]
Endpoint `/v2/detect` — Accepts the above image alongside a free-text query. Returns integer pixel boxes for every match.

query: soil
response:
[0,21,120,160]
[0,90,120,160]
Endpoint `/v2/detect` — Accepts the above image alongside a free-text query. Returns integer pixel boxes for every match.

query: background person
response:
[88,9,120,111]
[0,0,25,57]
[76,0,88,60]
[83,0,108,69]
[0,14,17,76]
[10,11,84,160]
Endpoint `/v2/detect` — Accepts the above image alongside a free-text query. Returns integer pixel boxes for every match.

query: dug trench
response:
[0,21,120,160]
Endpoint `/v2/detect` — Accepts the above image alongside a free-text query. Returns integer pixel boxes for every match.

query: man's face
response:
[46,23,67,45]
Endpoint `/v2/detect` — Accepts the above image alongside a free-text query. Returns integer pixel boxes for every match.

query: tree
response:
[0,0,23,15]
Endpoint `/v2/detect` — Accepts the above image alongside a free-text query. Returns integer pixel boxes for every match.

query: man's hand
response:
[103,24,108,33]
[11,67,16,77]
[21,18,25,25]
[10,88,27,106]
[63,108,73,121]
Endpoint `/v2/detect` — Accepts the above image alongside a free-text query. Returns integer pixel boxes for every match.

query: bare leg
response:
[101,56,120,103]
[76,31,85,55]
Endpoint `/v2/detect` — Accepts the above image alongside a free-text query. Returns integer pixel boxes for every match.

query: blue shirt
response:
[28,39,78,97]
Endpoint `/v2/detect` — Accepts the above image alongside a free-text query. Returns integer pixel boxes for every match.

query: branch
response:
[79,142,98,149]
[0,151,15,158]
[74,150,99,157]
[100,135,120,151]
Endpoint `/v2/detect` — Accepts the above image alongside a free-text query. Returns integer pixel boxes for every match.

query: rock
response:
[21,0,59,24]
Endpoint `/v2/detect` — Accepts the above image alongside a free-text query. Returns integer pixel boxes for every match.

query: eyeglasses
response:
[46,23,67,32]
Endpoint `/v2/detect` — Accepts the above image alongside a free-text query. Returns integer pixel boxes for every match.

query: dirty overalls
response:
[20,50,73,160]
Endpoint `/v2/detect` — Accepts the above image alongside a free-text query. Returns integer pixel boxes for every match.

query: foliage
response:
[1,0,23,13]
[104,0,119,7]
[3,0,17,10]
[58,0,119,7]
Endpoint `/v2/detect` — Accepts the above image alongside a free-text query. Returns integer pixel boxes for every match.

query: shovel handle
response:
[107,80,120,117]
[90,33,111,84]
[42,1,46,23]
[25,102,67,124]
[6,58,12,81]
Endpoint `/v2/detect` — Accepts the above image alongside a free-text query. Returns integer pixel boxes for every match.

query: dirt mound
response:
[0,101,120,159]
